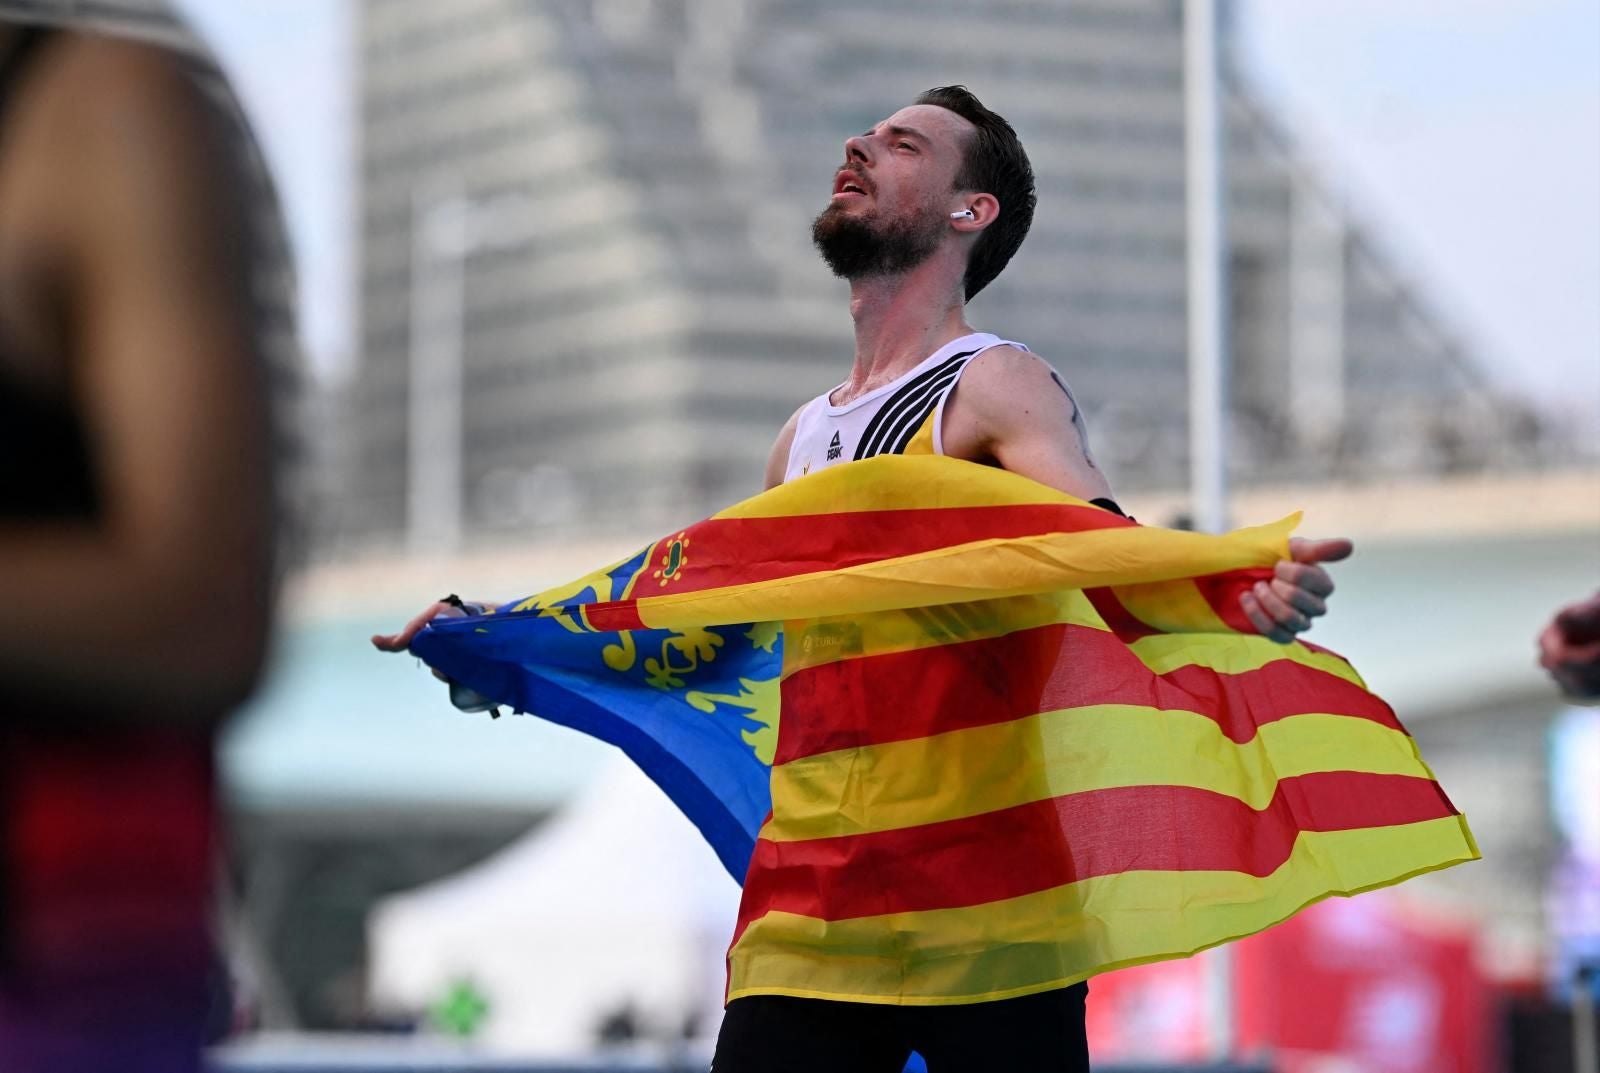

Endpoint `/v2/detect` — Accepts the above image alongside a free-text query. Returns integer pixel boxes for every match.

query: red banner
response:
[1088,892,1493,1073]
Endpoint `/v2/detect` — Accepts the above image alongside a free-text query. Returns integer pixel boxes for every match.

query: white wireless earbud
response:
[950,209,975,220]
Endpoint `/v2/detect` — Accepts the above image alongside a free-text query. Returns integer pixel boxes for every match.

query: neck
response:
[843,252,972,393]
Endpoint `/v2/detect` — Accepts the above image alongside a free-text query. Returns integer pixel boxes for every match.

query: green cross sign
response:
[430,978,490,1037]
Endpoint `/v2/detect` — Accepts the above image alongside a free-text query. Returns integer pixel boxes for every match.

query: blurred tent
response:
[366,757,740,1054]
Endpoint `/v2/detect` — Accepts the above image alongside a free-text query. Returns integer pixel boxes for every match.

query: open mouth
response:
[832,171,869,198]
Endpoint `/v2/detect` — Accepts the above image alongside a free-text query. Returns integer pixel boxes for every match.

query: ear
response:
[950,192,1000,232]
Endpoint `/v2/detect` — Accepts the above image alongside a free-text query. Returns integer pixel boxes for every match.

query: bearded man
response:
[376,85,1352,1073]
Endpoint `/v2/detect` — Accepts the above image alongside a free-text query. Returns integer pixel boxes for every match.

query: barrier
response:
[210,1043,1272,1073]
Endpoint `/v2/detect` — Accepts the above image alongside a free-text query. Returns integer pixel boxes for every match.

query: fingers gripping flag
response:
[408,455,1478,1000]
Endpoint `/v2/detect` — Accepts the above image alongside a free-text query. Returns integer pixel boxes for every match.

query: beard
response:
[811,200,945,282]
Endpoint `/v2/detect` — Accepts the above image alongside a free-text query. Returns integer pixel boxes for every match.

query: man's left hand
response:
[1239,537,1354,644]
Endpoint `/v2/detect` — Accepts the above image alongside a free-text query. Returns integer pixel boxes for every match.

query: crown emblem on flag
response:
[653,532,691,587]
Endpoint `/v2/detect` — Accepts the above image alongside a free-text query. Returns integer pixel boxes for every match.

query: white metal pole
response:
[1185,0,1230,536]
[1186,0,1235,1060]
[407,187,467,556]
[1203,945,1235,1062]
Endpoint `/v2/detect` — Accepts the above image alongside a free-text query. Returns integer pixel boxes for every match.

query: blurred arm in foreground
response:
[0,28,276,722]
[0,16,292,1071]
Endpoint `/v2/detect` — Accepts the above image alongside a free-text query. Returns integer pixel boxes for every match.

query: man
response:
[377,86,1350,1071]
[0,6,294,1070]
[710,85,1350,1071]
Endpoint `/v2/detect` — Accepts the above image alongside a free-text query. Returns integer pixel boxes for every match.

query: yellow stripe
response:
[781,587,1362,706]
[727,815,1480,1005]
[764,709,1434,842]
[1131,631,1368,688]
[899,410,938,456]
[714,454,1094,519]
[506,541,659,619]
[1114,578,1233,634]
[783,589,1106,675]
[633,519,1295,631]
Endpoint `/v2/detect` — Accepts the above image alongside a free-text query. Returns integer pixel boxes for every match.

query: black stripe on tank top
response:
[853,349,978,460]
[881,362,968,456]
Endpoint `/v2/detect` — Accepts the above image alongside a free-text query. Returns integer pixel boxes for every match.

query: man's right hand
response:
[371,600,475,653]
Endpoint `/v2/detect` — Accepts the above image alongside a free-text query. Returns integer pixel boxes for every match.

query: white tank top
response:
[784,332,1028,483]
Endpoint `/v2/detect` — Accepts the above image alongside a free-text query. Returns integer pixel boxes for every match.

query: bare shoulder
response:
[944,345,1075,455]
[1,34,211,222]
[957,345,1070,415]
[40,33,260,319]
[47,34,240,213]
[764,401,808,489]
[26,34,214,156]
[945,344,1112,500]
[51,33,205,117]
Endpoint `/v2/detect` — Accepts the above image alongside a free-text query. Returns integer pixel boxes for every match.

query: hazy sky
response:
[1241,0,1600,433]
[173,0,1599,434]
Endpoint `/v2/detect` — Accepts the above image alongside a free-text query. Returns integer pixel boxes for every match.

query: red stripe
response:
[1195,567,1275,634]
[585,604,646,631]
[652,504,1131,595]
[735,772,1458,933]
[1084,587,1160,642]
[775,620,1400,764]
[583,503,1130,629]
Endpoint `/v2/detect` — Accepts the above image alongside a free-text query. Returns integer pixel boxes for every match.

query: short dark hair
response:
[915,85,1036,302]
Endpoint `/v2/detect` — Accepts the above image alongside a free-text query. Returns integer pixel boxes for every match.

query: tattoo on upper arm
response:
[1050,371,1100,470]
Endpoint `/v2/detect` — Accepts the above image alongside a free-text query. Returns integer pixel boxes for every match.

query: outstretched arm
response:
[943,346,1351,643]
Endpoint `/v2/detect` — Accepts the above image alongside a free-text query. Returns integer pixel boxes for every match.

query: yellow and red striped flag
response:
[411,454,1479,1004]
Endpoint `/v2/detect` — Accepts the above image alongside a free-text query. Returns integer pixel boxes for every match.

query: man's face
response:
[812,104,974,282]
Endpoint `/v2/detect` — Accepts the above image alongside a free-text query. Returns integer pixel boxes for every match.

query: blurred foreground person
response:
[1540,590,1600,702]
[0,5,295,1070]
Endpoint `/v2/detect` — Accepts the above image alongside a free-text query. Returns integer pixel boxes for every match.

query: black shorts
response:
[711,982,1089,1073]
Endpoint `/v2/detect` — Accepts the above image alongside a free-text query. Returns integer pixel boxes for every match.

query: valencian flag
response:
[409,455,1479,1004]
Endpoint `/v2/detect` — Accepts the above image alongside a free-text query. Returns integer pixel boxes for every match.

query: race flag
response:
[409,455,1478,1000]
